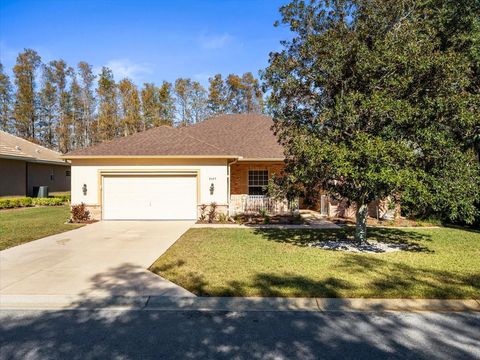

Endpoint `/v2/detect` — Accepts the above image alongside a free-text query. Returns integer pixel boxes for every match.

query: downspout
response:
[227,157,239,216]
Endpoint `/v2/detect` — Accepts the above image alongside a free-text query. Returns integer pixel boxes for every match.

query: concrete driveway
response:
[0,221,195,297]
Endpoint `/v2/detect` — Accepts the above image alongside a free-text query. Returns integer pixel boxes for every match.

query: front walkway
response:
[0,221,194,297]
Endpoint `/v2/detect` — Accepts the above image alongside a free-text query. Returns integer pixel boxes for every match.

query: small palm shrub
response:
[217,212,228,223]
[208,202,218,223]
[199,204,208,222]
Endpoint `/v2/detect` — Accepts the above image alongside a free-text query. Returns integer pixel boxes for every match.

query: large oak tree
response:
[263,0,480,242]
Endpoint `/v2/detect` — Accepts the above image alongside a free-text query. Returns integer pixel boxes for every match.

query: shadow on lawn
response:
[153,255,479,299]
[2,263,480,359]
[252,227,434,252]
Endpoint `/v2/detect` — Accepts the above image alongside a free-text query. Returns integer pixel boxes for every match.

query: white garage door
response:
[103,175,197,220]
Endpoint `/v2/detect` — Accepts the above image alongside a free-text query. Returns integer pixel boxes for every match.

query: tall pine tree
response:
[157,81,175,126]
[0,63,12,132]
[47,60,73,153]
[13,49,41,139]
[70,72,84,149]
[118,78,142,136]
[77,62,96,146]
[38,64,57,147]
[96,67,118,141]
[207,74,227,115]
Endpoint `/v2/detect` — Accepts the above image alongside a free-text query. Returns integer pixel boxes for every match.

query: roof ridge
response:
[179,127,232,154]
[65,126,178,156]
[232,115,273,151]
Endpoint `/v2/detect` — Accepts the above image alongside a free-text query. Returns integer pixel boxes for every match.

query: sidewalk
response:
[1,295,479,312]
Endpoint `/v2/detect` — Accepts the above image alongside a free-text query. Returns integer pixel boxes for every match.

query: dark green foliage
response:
[263,0,480,238]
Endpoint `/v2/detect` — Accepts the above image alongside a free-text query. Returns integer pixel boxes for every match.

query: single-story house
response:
[63,114,290,220]
[0,130,71,197]
[64,114,394,220]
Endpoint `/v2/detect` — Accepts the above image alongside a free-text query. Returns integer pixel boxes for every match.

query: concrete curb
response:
[191,224,441,230]
[192,224,341,229]
[1,295,479,312]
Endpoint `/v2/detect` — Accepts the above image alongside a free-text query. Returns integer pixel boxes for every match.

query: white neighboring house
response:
[63,114,287,220]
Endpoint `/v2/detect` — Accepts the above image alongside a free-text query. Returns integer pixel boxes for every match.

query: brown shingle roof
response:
[65,114,284,159]
[0,131,68,165]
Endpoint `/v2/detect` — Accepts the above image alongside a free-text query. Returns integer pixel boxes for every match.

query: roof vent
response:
[15,145,21,150]
[36,149,41,153]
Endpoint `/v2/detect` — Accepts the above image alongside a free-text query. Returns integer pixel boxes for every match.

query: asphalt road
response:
[1,309,479,360]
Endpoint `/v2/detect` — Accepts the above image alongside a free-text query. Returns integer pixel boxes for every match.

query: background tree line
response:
[0,49,264,153]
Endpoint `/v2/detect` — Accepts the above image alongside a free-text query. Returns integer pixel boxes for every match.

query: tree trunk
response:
[355,203,368,244]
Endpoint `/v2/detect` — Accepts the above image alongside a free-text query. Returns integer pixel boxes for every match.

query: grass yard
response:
[150,227,480,299]
[0,205,82,251]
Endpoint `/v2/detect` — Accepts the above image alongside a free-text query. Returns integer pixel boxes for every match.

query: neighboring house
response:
[64,114,288,220]
[0,131,71,197]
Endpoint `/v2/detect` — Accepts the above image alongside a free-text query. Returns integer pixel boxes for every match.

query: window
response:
[66,170,71,177]
[50,171,55,181]
[248,170,268,195]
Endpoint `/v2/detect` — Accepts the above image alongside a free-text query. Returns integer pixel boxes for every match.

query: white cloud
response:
[97,59,153,82]
[199,32,233,49]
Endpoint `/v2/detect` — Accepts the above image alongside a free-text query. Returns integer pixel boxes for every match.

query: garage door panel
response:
[103,176,197,220]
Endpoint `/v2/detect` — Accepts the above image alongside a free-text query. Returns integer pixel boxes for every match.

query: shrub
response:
[70,203,90,223]
[18,197,33,207]
[0,196,68,209]
[33,197,64,206]
[263,215,270,225]
[208,202,218,223]
[0,197,33,209]
[217,212,228,224]
[7,198,20,208]
[51,194,71,202]
[199,204,208,222]
[0,199,13,209]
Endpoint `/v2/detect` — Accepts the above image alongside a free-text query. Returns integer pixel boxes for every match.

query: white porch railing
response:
[229,195,299,216]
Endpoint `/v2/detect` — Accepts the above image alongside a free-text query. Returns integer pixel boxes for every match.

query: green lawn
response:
[150,227,480,299]
[0,205,82,251]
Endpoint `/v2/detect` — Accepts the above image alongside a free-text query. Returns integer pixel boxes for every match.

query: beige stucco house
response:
[0,131,71,197]
[64,114,395,220]
[64,114,290,220]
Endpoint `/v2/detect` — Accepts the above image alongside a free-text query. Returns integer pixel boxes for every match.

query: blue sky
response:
[0,0,292,86]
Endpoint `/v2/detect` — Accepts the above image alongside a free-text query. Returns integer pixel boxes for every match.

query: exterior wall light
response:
[209,183,214,195]
[82,184,87,196]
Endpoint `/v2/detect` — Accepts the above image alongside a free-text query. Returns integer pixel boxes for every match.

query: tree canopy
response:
[1,50,265,152]
[263,0,480,241]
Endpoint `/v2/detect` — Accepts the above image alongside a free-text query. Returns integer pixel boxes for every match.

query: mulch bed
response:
[234,213,304,225]
[67,219,98,224]
[196,214,304,225]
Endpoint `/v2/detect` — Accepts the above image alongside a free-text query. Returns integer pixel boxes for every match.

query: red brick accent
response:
[230,161,284,195]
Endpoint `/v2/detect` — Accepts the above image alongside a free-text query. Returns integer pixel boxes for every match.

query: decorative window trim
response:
[248,170,268,195]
